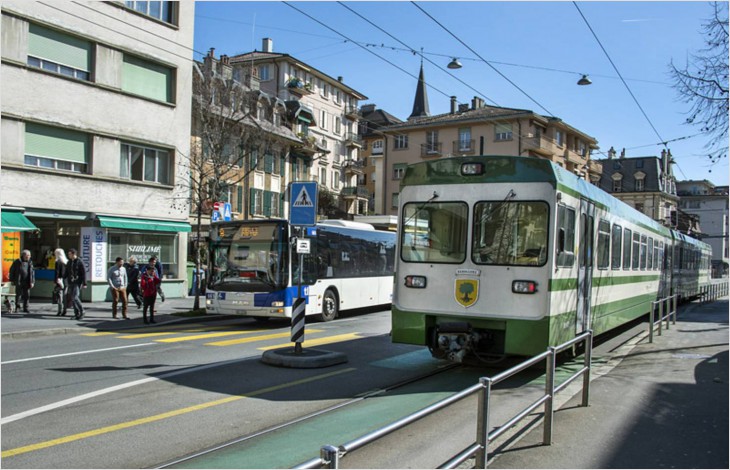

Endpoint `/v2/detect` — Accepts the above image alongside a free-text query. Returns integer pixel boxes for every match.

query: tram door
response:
[576,199,595,334]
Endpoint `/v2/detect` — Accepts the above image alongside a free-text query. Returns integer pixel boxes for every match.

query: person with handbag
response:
[53,248,69,316]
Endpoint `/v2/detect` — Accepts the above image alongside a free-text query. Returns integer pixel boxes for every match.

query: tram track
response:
[158,361,461,468]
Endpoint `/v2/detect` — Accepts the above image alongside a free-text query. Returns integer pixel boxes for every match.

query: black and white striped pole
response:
[291,228,309,354]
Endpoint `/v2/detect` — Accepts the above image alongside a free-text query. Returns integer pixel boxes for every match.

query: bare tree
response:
[669,2,729,166]
[181,53,297,310]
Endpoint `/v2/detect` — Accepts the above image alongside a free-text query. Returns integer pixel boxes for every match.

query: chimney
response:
[607,146,616,159]
[337,76,343,82]
[458,103,469,113]
[619,148,626,159]
[220,54,229,65]
[471,96,484,110]
[361,104,376,114]
[262,38,273,53]
[450,96,457,114]
[208,47,215,58]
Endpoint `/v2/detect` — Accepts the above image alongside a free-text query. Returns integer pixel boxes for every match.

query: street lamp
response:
[577,74,592,85]
[447,58,463,69]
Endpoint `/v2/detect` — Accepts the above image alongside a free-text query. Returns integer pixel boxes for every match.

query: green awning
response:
[98,216,191,233]
[1,210,39,233]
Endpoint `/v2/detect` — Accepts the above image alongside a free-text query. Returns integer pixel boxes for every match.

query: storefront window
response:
[107,231,179,278]
[22,220,83,270]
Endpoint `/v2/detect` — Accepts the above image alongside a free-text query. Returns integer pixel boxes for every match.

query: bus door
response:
[576,199,595,334]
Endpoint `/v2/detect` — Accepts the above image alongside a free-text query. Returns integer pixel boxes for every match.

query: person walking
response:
[140,265,160,324]
[65,248,86,320]
[9,249,35,313]
[107,257,129,320]
[125,256,142,309]
[54,248,69,316]
[148,256,165,302]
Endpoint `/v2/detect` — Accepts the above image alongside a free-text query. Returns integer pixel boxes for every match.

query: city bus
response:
[206,219,396,321]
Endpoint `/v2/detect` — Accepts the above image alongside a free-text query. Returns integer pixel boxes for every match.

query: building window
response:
[495,123,512,141]
[335,116,342,135]
[635,178,645,191]
[392,193,399,209]
[372,140,384,155]
[320,110,328,130]
[332,171,340,189]
[613,177,623,193]
[124,1,176,24]
[426,131,439,152]
[459,128,472,150]
[24,122,89,173]
[121,143,171,185]
[122,55,174,103]
[320,167,327,186]
[394,134,408,150]
[27,24,91,81]
[320,81,329,99]
[393,163,407,180]
[258,64,270,81]
[578,141,587,158]
[555,129,565,146]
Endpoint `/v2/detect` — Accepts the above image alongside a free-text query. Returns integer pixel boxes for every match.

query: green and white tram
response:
[392,156,711,362]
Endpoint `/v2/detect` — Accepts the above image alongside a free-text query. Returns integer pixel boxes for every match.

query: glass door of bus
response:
[576,199,595,334]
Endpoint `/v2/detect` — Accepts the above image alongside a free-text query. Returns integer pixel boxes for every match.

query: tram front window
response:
[472,201,549,266]
[400,202,468,263]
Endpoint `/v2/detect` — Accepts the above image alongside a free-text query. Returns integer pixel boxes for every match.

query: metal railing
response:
[701,281,728,304]
[648,295,678,343]
[295,331,593,469]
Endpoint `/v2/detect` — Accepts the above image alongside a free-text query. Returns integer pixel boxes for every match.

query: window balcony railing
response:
[341,185,370,198]
[452,140,475,155]
[345,132,362,148]
[344,105,359,120]
[420,142,442,157]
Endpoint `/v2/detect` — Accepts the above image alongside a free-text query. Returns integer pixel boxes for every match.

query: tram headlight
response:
[404,275,427,288]
[512,280,538,294]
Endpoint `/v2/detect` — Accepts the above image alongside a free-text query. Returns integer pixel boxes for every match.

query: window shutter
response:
[28,24,91,71]
[264,154,274,173]
[122,55,172,103]
[236,185,243,213]
[25,123,88,163]
[263,191,272,216]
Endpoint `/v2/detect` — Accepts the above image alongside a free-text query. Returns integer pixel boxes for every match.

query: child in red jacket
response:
[140,265,161,324]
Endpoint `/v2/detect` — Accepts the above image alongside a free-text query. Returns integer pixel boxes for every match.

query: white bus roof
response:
[318,219,375,230]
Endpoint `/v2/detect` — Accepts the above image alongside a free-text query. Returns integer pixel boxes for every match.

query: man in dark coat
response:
[9,249,34,313]
[65,248,87,320]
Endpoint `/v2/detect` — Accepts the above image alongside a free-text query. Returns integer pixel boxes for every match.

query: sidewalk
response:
[1,295,218,339]
[490,298,729,469]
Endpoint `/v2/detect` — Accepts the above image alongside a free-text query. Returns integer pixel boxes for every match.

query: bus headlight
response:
[206,299,213,305]
[512,280,537,294]
[405,275,427,288]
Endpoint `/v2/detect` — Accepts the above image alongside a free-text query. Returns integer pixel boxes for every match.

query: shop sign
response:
[2,232,21,283]
[81,227,108,282]
[128,245,161,262]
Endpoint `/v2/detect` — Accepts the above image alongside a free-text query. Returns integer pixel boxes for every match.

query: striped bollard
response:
[291,296,305,354]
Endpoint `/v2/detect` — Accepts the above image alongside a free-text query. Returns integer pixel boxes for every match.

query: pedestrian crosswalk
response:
[81,324,359,349]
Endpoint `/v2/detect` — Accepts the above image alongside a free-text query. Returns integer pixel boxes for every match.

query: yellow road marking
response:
[205,329,323,346]
[1,367,356,459]
[81,332,118,337]
[258,333,361,351]
[155,329,268,343]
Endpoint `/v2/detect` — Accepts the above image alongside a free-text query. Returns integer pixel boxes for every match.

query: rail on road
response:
[295,331,594,469]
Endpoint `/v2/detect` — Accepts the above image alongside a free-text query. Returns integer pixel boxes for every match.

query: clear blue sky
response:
[193,1,728,186]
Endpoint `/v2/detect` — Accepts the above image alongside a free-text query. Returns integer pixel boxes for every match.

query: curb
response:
[261,347,349,368]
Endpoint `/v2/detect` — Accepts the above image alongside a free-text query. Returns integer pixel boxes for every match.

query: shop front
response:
[11,209,190,302]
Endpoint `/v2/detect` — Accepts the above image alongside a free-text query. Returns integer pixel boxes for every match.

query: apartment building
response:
[676,180,729,277]
[374,65,601,215]
[595,148,679,227]
[228,38,369,217]
[1,1,194,300]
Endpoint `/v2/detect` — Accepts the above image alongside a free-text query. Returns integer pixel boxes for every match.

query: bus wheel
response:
[320,289,339,322]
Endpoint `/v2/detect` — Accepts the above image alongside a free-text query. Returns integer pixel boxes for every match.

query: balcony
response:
[345,132,362,148]
[344,105,359,120]
[293,132,318,157]
[341,185,370,199]
[342,159,365,175]
[522,135,557,157]
[452,140,475,155]
[420,142,443,157]
[286,78,313,97]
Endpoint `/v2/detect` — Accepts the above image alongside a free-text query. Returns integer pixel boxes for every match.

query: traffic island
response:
[261,347,348,368]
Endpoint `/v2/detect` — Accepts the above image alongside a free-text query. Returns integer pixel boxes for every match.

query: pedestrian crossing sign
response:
[289,181,318,226]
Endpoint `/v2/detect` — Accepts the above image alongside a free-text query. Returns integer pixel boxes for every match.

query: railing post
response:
[649,301,655,343]
[321,445,340,469]
[543,347,556,445]
[664,297,670,330]
[673,295,678,324]
[582,331,592,407]
[475,377,492,469]
[657,300,663,336]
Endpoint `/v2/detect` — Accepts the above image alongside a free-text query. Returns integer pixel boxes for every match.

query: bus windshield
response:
[472,201,549,266]
[208,222,289,292]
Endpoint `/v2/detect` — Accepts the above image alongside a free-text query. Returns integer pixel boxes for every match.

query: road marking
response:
[205,329,323,347]
[116,332,181,339]
[258,333,361,351]
[155,329,268,343]
[0,343,157,366]
[81,332,118,337]
[1,367,356,458]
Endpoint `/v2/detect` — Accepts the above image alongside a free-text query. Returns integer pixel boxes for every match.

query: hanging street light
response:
[577,74,592,85]
[447,58,463,69]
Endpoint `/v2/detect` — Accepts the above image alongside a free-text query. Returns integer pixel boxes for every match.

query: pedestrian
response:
[148,255,165,302]
[125,256,142,309]
[9,249,35,313]
[107,257,129,320]
[65,248,86,320]
[54,248,69,316]
[140,265,160,324]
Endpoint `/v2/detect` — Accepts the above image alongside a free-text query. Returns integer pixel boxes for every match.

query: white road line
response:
[0,356,253,425]
[1,343,158,365]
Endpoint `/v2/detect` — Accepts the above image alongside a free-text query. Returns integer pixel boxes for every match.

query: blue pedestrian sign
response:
[222,202,232,221]
[289,181,317,226]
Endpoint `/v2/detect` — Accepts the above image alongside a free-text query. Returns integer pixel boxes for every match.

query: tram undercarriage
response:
[428,322,506,363]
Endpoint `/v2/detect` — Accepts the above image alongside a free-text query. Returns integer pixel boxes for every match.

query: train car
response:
[392,156,711,362]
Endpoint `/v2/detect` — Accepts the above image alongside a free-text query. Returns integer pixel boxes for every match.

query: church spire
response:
[409,60,430,120]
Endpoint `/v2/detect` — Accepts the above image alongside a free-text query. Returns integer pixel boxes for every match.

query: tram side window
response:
[648,237,654,270]
[556,204,575,267]
[632,232,641,270]
[597,220,610,270]
[622,228,632,269]
[611,224,622,269]
[639,235,647,270]
[656,242,663,270]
